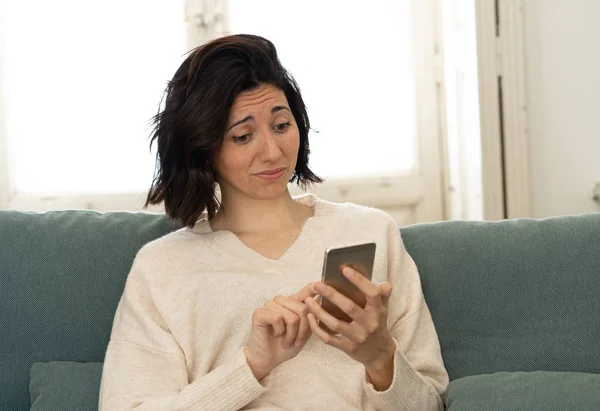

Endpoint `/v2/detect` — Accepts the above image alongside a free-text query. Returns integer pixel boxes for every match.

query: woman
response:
[99,34,448,410]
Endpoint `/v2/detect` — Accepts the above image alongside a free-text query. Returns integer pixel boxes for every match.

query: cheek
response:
[217,148,253,175]
[285,130,301,154]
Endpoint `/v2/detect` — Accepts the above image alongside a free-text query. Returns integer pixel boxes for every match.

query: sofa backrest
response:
[401,213,600,381]
[0,210,181,411]
[2,210,599,409]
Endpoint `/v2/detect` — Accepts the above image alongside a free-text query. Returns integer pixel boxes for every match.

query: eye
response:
[275,122,291,132]
[232,134,251,144]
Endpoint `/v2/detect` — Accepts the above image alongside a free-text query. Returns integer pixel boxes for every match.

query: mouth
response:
[254,167,287,176]
[253,167,287,180]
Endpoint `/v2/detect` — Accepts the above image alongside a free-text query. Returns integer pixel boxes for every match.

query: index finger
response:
[291,283,319,302]
[342,266,382,308]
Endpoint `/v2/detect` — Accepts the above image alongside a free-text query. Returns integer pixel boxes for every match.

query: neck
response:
[213,189,310,234]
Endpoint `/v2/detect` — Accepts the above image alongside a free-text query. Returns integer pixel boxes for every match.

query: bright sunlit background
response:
[0,0,417,196]
[0,0,186,195]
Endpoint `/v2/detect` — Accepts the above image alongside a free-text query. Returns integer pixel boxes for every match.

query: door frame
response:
[474,0,531,219]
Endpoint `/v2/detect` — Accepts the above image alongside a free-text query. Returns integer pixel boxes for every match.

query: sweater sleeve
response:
[361,219,449,411]
[98,256,267,411]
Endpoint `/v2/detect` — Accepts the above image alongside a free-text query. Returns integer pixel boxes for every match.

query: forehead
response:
[228,84,288,117]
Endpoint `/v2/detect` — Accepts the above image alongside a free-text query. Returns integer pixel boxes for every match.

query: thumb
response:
[378,282,393,307]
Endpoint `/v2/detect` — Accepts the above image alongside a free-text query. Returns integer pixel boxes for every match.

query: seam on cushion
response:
[109,337,186,360]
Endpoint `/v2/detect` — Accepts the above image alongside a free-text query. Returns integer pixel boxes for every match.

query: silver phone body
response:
[318,242,376,333]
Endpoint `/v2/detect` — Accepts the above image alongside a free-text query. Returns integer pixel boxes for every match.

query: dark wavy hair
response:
[144,34,323,228]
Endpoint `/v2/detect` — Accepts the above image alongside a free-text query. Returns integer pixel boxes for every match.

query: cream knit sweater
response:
[99,194,449,410]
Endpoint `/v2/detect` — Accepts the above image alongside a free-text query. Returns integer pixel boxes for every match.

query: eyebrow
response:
[226,106,291,131]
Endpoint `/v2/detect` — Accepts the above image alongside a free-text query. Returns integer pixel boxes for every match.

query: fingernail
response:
[343,267,353,278]
[295,339,305,347]
[314,282,326,293]
[305,298,313,308]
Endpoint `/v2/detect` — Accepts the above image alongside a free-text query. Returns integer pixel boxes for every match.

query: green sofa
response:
[1,210,600,410]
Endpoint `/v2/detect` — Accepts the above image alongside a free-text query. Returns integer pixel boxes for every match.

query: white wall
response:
[523,0,600,218]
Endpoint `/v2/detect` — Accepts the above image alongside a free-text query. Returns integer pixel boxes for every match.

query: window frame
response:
[474,0,531,220]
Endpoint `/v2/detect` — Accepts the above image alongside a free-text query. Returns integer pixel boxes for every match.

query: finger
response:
[378,282,393,307]
[272,315,286,338]
[265,302,299,348]
[304,297,364,342]
[291,283,319,303]
[307,312,354,352]
[255,308,285,337]
[342,266,382,308]
[274,296,311,342]
[311,282,367,325]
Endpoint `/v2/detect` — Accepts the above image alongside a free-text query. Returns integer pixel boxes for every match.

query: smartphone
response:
[318,242,376,334]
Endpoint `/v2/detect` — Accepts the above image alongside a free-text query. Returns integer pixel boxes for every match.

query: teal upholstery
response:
[0,210,181,411]
[1,210,599,410]
[445,371,600,411]
[30,362,103,411]
[400,214,600,382]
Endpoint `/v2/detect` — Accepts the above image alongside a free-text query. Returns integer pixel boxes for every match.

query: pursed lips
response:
[254,167,286,176]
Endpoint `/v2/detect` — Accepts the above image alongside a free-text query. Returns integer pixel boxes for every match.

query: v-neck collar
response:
[191,193,322,268]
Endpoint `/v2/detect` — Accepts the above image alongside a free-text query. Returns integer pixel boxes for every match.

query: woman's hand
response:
[245,285,317,381]
[304,266,396,390]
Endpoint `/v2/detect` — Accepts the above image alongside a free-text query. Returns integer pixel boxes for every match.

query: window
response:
[0,0,186,198]
[1,0,447,224]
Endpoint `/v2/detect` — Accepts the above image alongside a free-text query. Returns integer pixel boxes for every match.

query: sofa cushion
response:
[445,371,600,411]
[30,362,103,411]
[0,210,181,411]
[400,213,600,380]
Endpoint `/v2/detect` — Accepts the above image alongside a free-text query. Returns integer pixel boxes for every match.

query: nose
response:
[258,129,284,163]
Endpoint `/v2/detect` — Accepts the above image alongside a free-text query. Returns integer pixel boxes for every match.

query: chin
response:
[249,182,290,200]
[256,187,290,200]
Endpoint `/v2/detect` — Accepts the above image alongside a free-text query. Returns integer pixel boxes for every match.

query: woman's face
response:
[213,83,300,201]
